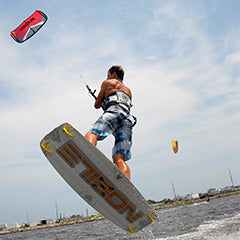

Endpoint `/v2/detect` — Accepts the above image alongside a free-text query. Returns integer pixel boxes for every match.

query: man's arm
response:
[94,81,107,109]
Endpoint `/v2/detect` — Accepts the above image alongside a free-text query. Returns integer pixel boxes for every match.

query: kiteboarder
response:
[85,65,134,180]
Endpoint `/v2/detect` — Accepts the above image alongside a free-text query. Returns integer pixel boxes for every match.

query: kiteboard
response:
[40,123,156,234]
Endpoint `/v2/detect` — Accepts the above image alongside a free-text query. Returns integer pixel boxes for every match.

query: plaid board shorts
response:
[89,106,133,161]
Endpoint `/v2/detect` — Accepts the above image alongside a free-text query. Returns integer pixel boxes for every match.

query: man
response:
[85,65,134,180]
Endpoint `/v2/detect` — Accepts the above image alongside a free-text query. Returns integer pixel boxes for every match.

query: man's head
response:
[108,65,124,81]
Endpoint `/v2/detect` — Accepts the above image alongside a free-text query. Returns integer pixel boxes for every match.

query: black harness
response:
[86,85,137,127]
[102,91,132,114]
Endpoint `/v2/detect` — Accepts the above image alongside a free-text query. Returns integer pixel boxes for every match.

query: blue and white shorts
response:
[89,106,133,161]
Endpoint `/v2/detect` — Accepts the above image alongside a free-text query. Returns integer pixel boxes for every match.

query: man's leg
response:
[85,132,101,146]
[86,132,131,180]
[113,153,130,180]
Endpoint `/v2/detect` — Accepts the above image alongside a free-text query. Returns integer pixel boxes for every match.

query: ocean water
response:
[1,194,239,240]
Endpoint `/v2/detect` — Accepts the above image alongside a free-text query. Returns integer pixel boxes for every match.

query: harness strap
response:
[103,91,132,114]
[86,85,137,127]
[131,115,137,127]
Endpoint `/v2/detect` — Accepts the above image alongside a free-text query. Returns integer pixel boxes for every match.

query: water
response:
[1,194,239,240]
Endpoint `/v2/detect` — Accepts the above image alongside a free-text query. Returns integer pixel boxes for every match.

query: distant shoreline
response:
[0,215,105,235]
[1,190,239,235]
[153,190,240,210]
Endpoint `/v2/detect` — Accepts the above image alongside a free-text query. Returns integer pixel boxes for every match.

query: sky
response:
[0,0,239,225]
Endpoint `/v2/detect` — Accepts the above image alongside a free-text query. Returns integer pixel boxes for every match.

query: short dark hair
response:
[108,65,124,80]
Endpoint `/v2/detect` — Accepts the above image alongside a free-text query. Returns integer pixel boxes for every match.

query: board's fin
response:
[63,125,74,137]
[41,141,52,153]
[128,226,136,235]
[148,213,156,223]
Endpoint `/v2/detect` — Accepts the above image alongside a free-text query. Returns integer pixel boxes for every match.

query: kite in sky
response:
[10,10,47,43]
[172,140,179,154]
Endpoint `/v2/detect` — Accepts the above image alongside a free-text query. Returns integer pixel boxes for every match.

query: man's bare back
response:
[95,73,132,109]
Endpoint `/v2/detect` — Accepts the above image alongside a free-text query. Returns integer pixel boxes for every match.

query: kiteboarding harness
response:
[102,91,132,114]
[86,85,137,127]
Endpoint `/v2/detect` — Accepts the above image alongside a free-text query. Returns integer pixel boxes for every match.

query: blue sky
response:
[0,0,239,225]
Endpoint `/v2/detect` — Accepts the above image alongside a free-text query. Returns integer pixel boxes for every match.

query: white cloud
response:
[226,51,240,63]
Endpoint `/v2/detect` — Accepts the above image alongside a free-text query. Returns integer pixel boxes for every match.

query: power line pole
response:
[172,181,177,201]
[228,169,234,187]
[26,213,29,224]
[55,201,59,221]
